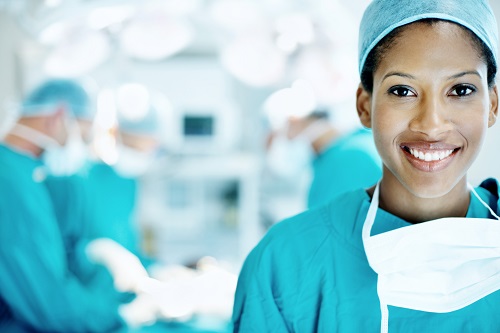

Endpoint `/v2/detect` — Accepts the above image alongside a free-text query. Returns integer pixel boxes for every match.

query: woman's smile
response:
[400,142,460,172]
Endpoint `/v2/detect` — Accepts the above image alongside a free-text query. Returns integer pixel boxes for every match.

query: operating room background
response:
[0,0,500,271]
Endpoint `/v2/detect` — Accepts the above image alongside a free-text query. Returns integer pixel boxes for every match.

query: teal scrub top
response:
[84,162,142,258]
[0,144,125,332]
[233,179,500,332]
[44,172,127,299]
[308,128,382,208]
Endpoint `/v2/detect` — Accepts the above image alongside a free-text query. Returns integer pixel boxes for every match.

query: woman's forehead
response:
[386,20,476,52]
[375,22,487,80]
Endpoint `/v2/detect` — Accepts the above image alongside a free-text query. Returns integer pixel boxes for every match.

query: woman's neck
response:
[373,169,470,223]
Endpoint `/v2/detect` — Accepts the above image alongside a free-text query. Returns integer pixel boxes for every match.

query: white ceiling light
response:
[220,35,286,87]
[209,0,269,36]
[44,28,110,77]
[292,46,358,105]
[44,0,63,8]
[153,0,203,16]
[263,79,317,130]
[39,19,78,45]
[119,10,193,61]
[87,5,135,30]
[275,14,315,46]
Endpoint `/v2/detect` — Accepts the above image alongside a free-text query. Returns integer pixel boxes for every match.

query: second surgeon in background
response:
[267,106,382,208]
[85,85,161,265]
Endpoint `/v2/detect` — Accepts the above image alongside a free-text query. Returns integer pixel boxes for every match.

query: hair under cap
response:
[358,0,499,75]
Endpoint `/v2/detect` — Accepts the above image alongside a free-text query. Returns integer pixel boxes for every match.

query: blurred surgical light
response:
[119,11,193,61]
[156,0,203,16]
[116,83,150,122]
[44,0,63,7]
[44,29,110,77]
[275,14,315,48]
[87,5,135,30]
[264,79,317,130]
[275,34,298,54]
[39,20,73,45]
[292,47,358,105]
[209,0,269,35]
[221,35,286,87]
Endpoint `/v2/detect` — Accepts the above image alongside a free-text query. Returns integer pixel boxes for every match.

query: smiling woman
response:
[357,19,498,220]
[232,0,500,332]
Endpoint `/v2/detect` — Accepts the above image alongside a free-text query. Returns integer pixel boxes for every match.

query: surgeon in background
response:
[296,108,381,208]
[0,79,138,332]
[267,105,382,209]
[85,85,238,328]
[85,85,162,265]
[36,79,110,290]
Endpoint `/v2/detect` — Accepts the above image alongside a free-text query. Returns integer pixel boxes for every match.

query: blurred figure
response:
[0,79,136,332]
[267,108,382,208]
[85,85,238,328]
[86,86,162,264]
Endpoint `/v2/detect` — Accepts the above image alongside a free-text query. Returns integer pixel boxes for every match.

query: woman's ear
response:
[356,83,372,128]
[488,85,498,128]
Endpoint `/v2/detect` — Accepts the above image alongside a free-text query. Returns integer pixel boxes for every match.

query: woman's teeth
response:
[409,148,454,162]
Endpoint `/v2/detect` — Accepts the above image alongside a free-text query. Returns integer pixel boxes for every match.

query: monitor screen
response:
[183,115,214,136]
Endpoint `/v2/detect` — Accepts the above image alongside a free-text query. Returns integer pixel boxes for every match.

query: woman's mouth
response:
[400,144,460,172]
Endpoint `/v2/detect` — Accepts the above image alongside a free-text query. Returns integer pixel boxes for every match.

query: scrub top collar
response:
[355,186,496,237]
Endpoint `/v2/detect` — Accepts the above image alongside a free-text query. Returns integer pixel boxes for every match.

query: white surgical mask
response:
[362,182,500,333]
[112,145,155,178]
[9,123,87,176]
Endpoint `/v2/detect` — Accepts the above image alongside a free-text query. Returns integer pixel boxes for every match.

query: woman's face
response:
[357,21,498,198]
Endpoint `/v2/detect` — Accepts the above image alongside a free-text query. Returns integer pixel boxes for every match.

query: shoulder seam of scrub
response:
[319,193,368,258]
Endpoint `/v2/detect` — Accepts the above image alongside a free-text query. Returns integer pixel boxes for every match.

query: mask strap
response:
[9,123,61,149]
[380,302,389,333]
[468,183,500,220]
[362,181,381,240]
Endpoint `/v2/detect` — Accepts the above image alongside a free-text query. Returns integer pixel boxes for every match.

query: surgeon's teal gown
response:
[233,179,500,332]
[45,161,229,333]
[84,162,142,258]
[307,128,381,208]
[0,144,125,332]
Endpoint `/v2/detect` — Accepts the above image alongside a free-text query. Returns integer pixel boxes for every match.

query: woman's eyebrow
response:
[448,70,482,80]
[382,72,416,82]
[382,70,482,82]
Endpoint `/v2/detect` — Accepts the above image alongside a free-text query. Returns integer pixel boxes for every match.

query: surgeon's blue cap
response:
[358,0,499,75]
[21,79,93,119]
[117,107,160,136]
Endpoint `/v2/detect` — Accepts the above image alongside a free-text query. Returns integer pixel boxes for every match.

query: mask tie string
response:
[468,183,500,220]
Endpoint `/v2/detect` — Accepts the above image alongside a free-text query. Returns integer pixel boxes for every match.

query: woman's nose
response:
[408,96,453,138]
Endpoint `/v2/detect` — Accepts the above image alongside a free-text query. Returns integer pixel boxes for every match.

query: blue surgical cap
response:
[21,79,93,119]
[358,0,499,75]
[117,107,160,136]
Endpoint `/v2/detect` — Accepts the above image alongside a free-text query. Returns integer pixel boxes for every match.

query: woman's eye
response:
[449,85,475,97]
[389,86,415,97]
